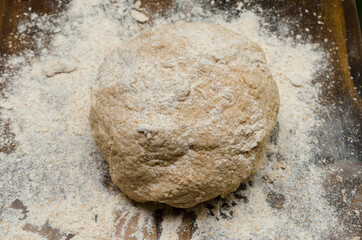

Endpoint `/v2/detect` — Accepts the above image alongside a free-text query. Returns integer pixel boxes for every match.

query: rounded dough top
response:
[89,22,279,208]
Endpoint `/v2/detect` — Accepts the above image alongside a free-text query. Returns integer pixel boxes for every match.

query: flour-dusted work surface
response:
[0,0,361,239]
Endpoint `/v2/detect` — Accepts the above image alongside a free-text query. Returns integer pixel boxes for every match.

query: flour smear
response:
[0,0,344,239]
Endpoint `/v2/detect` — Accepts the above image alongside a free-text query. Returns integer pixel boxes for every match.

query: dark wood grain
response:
[23,222,75,240]
[343,0,362,96]
[177,211,197,240]
[0,0,361,239]
[0,0,70,57]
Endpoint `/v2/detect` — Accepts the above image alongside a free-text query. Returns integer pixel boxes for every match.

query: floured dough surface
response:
[89,23,279,208]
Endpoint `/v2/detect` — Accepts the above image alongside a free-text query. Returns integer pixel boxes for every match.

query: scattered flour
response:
[0,0,341,239]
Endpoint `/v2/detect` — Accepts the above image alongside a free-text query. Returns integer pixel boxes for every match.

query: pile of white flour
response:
[0,0,345,239]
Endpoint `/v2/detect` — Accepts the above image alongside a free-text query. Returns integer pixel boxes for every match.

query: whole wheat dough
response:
[89,23,279,208]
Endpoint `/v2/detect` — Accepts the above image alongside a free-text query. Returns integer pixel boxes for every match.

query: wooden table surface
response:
[1,0,361,239]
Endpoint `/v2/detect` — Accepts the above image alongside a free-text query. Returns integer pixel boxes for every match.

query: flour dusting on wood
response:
[0,0,348,239]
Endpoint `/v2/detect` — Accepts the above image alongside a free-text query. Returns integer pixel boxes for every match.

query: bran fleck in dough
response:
[89,23,280,208]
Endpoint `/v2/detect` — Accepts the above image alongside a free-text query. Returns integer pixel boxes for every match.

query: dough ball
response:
[89,23,279,208]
